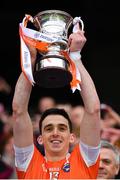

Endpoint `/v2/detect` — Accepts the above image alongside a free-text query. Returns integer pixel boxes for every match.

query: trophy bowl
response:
[33,10,73,88]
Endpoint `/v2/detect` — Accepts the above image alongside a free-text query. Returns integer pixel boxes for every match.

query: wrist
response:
[69,51,81,61]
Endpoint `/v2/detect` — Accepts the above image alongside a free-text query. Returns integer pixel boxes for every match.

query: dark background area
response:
[0,0,120,112]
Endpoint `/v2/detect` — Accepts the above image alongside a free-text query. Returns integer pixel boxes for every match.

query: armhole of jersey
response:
[14,144,34,171]
[79,141,100,167]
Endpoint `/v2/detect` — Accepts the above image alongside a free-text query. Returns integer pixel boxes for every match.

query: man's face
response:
[97,148,119,179]
[41,115,73,155]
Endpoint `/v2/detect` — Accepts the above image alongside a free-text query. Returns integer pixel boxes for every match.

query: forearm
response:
[76,59,100,113]
[12,73,32,113]
[12,73,33,147]
[12,45,36,113]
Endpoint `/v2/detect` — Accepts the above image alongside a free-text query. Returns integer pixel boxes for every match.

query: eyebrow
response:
[44,123,68,129]
[44,124,52,130]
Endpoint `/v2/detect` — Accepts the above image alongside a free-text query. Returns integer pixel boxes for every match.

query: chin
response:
[50,146,64,153]
[97,175,107,179]
[51,147,62,152]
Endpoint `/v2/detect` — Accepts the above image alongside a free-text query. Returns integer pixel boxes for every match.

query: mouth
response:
[98,171,107,177]
[50,139,63,147]
[50,140,62,144]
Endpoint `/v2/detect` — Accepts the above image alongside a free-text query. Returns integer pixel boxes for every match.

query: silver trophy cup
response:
[33,10,73,88]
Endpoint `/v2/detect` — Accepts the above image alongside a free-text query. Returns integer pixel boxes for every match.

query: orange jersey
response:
[16,144,100,179]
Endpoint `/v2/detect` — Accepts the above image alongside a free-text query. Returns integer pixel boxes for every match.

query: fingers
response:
[68,31,86,52]
[73,22,85,33]
[73,23,80,33]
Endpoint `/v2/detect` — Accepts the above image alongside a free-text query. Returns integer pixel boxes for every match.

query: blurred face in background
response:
[56,103,72,116]
[70,106,84,127]
[38,97,56,113]
[97,148,119,179]
[100,128,120,145]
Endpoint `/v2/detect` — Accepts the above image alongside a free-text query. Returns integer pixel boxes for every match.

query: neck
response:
[45,151,69,162]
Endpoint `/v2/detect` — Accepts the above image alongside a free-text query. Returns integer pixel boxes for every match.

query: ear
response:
[37,135,43,145]
[69,133,76,144]
[115,164,120,175]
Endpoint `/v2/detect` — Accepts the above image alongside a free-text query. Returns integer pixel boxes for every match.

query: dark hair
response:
[39,108,72,135]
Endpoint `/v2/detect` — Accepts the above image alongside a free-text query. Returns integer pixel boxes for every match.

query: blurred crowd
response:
[0,76,120,179]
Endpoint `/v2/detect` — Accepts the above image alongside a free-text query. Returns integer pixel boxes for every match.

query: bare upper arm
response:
[13,111,33,147]
[80,110,100,147]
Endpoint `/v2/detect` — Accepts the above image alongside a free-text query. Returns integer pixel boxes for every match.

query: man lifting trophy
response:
[19,10,84,91]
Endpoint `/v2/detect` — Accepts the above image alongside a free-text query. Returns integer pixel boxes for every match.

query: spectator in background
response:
[101,127,120,146]
[31,113,45,155]
[32,113,41,134]
[0,76,12,114]
[100,103,120,129]
[56,102,72,116]
[37,96,56,114]
[0,103,17,179]
[97,140,120,179]
[1,134,14,167]
[0,77,11,94]
[0,159,14,179]
[71,105,85,128]
[69,105,85,151]
[1,133,17,179]
[0,113,16,179]
[100,104,120,148]
[0,103,13,139]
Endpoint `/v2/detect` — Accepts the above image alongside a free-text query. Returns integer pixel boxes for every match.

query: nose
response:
[52,127,59,136]
[99,160,104,169]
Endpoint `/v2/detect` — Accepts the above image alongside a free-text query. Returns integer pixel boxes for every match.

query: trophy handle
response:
[73,17,84,33]
[78,18,84,31]
[64,20,73,37]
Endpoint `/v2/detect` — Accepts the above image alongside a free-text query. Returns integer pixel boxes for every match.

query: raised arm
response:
[69,25,100,147]
[77,59,100,146]
[12,46,37,147]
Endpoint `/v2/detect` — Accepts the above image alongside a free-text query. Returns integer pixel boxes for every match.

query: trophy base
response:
[34,68,72,88]
[34,56,73,88]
